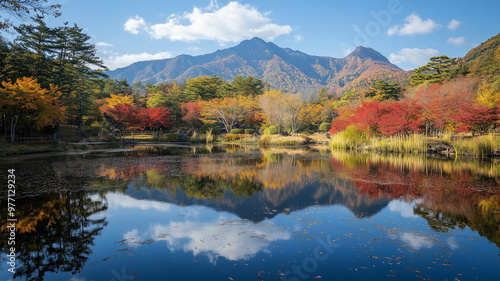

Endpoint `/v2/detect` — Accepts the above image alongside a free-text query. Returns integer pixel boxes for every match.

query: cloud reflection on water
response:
[108,192,291,263]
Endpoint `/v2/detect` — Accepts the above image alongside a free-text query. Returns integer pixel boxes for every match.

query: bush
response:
[264,125,280,135]
[245,129,255,135]
[330,125,369,150]
[224,133,246,141]
[230,128,245,134]
[319,122,331,132]
[160,133,179,142]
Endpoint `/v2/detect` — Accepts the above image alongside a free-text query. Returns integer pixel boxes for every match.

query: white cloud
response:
[96,41,113,47]
[105,192,174,211]
[447,36,465,46]
[447,19,461,31]
[387,13,440,36]
[124,15,147,35]
[104,51,172,70]
[294,34,304,42]
[447,237,459,250]
[342,48,352,56]
[400,232,433,250]
[124,1,292,42]
[389,47,439,66]
[150,218,291,262]
[388,199,419,218]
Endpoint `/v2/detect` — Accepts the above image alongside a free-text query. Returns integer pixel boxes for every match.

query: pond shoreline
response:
[2,135,500,159]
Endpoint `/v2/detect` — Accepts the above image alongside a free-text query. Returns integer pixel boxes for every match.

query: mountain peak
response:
[237,37,268,47]
[347,46,390,63]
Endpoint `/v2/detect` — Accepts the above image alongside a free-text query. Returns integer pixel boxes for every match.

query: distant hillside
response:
[107,37,408,97]
[460,33,500,81]
[462,33,500,64]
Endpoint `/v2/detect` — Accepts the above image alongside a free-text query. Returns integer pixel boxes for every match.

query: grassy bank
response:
[330,130,500,157]
[0,141,88,156]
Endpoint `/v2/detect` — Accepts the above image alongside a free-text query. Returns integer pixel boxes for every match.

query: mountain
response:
[106,37,408,96]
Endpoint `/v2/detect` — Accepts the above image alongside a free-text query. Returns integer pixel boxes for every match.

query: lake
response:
[1,145,499,281]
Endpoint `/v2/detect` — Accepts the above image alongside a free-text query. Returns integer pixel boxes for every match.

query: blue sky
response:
[7,0,499,71]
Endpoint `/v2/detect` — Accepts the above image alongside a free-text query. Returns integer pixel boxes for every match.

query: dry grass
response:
[367,134,427,154]
[258,135,308,146]
[451,134,500,157]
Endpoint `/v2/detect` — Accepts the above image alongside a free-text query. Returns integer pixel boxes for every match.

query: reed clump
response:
[451,134,500,157]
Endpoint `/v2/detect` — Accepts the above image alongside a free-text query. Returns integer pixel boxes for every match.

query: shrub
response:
[319,122,331,132]
[330,125,369,150]
[245,129,255,135]
[265,125,280,135]
[230,128,245,134]
[160,133,179,142]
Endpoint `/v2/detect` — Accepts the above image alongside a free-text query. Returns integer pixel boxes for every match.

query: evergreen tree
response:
[365,80,403,101]
[411,55,457,85]
[231,76,265,97]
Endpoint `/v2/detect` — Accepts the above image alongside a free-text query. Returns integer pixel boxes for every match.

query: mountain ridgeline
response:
[107,37,407,96]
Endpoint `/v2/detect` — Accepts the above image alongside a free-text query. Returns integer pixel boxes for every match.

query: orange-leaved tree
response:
[0,77,66,142]
[181,101,203,131]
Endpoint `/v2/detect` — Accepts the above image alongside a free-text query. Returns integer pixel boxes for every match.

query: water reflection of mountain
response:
[126,177,391,222]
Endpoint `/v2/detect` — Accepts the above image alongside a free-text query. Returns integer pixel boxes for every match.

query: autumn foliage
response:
[109,104,172,131]
[0,77,66,142]
[330,77,499,137]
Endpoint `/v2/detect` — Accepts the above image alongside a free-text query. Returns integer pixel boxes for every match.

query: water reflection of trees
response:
[330,151,500,247]
[0,192,108,281]
[93,148,389,218]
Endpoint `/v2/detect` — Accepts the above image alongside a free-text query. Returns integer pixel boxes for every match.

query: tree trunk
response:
[29,120,36,138]
[10,117,18,143]
[77,91,84,135]
[52,122,61,141]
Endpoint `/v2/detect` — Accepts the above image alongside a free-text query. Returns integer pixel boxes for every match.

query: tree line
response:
[1,15,499,143]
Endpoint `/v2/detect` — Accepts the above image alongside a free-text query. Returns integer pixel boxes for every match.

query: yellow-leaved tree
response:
[104,94,135,108]
[476,81,500,109]
[200,95,253,133]
[0,77,66,142]
[259,90,304,134]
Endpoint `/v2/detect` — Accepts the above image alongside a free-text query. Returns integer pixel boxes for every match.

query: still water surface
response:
[1,145,499,281]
